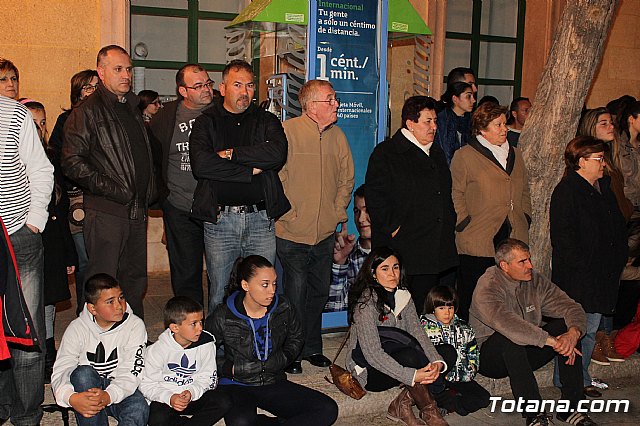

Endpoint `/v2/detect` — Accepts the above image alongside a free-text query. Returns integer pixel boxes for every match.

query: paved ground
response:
[25,273,640,425]
[338,376,640,425]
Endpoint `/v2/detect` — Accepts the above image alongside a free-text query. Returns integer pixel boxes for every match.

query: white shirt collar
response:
[401,128,432,155]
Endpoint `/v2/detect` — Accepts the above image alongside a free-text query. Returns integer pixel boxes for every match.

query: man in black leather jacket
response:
[190,60,289,315]
[62,45,155,318]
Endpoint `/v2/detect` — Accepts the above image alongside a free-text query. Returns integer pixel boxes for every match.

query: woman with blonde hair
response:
[578,108,633,221]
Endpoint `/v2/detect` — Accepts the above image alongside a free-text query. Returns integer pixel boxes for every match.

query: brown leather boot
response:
[387,387,427,426]
[602,331,625,362]
[407,384,449,426]
[591,332,610,366]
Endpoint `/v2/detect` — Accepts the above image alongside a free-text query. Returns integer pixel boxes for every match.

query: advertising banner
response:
[313,0,379,318]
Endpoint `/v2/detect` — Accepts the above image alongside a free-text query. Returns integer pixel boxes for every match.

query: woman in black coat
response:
[550,135,628,397]
[365,96,458,314]
[49,69,98,314]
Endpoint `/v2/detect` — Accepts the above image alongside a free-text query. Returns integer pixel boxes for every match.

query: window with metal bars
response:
[444,0,526,105]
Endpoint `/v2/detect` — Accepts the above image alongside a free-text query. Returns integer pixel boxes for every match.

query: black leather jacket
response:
[189,100,290,223]
[206,292,303,386]
[61,83,156,220]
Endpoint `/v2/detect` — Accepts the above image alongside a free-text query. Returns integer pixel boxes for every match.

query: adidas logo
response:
[87,342,118,378]
[168,353,196,378]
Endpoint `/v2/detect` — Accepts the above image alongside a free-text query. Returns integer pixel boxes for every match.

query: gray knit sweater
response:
[346,288,444,387]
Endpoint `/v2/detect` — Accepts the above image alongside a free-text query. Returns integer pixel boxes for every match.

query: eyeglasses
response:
[152,99,163,107]
[82,84,98,93]
[312,98,340,106]
[184,80,214,91]
[584,156,605,163]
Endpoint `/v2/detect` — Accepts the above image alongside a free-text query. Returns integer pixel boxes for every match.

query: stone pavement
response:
[29,273,640,425]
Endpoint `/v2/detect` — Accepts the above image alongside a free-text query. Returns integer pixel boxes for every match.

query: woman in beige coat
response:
[450,103,532,320]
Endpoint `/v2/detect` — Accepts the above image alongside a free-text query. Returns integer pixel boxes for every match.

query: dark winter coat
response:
[189,101,290,223]
[42,153,78,306]
[435,107,472,165]
[147,99,179,204]
[206,292,303,386]
[365,129,458,275]
[550,171,628,314]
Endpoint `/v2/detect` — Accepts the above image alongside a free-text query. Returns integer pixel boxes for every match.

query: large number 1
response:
[317,53,329,81]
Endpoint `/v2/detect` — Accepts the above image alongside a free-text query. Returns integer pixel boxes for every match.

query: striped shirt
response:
[0,96,53,235]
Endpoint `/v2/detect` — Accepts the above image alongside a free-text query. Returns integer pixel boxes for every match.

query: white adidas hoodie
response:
[51,303,147,408]
[139,328,218,405]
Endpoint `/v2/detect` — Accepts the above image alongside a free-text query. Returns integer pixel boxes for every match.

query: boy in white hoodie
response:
[51,273,148,425]
[140,296,231,426]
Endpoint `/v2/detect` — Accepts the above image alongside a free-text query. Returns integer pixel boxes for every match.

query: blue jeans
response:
[598,315,613,334]
[554,312,601,388]
[580,313,602,386]
[204,209,275,315]
[73,232,89,315]
[276,236,334,358]
[70,365,149,426]
[0,225,45,425]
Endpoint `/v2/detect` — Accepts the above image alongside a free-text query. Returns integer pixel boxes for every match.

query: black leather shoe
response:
[583,386,602,398]
[285,361,302,374]
[303,353,332,367]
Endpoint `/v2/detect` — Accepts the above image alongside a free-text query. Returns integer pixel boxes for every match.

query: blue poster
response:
[314,0,379,207]
[313,1,379,324]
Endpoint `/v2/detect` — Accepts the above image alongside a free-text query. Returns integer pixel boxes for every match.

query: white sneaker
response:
[591,378,609,390]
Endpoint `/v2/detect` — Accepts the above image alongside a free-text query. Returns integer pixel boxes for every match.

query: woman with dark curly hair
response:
[346,247,452,426]
[365,96,458,315]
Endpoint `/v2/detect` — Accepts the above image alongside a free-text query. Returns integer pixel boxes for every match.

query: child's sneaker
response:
[590,378,608,390]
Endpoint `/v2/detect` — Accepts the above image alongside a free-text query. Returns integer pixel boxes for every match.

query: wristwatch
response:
[225,149,232,160]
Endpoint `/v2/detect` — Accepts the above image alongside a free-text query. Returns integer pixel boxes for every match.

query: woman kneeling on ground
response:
[346,247,452,426]
[206,255,338,426]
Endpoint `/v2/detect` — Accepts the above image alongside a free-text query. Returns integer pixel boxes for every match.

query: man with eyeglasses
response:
[190,60,289,315]
[62,45,156,319]
[276,79,354,374]
[147,64,216,307]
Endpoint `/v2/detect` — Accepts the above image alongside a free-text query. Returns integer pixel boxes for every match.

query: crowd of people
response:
[1,44,639,426]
